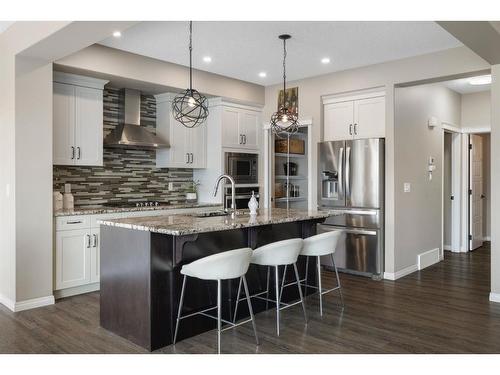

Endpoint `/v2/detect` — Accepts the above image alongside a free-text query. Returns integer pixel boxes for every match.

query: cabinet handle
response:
[67,220,83,225]
[93,234,98,248]
[77,147,81,160]
[354,123,358,135]
[349,124,353,135]
[186,153,189,163]
[239,134,242,144]
[71,146,75,160]
[190,153,194,164]
[86,234,91,248]
[243,134,247,144]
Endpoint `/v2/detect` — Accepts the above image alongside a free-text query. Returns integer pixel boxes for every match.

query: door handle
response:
[86,234,91,248]
[345,146,351,198]
[71,146,75,160]
[77,147,81,160]
[349,124,353,135]
[338,147,344,196]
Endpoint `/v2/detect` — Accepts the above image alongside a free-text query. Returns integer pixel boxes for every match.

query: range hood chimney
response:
[104,89,169,149]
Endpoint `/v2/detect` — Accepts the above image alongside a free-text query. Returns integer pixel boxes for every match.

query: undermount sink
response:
[192,210,230,218]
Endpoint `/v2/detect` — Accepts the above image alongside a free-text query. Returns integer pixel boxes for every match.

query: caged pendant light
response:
[172,21,209,128]
[270,34,299,137]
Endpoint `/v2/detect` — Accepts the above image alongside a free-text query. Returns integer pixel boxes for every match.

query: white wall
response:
[461,91,491,131]
[263,46,488,275]
[394,85,461,269]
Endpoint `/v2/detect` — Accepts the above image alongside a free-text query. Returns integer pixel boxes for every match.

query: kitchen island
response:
[99,208,331,351]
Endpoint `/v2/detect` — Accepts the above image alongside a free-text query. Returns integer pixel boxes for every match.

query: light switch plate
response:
[404,183,411,193]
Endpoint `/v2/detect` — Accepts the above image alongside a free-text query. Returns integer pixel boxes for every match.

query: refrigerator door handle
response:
[327,209,378,216]
[318,224,377,236]
[345,146,351,198]
[338,147,344,196]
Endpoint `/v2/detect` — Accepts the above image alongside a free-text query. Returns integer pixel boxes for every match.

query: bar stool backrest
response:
[251,238,303,266]
[301,230,343,256]
[181,247,253,280]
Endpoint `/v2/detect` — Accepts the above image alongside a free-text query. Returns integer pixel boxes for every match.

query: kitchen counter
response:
[54,202,221,217]
[99,207,332,351]
[98,208,332,236]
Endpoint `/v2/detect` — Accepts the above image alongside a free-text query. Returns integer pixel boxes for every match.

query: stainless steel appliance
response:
[225,152,258,184]
[224,187,260,210]
[318,138,384,278]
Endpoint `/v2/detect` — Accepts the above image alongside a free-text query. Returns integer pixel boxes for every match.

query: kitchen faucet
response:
[213,174,236,218]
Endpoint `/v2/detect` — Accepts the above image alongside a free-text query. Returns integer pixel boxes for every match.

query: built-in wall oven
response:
[225,152,258,184]
[224,187,260,210]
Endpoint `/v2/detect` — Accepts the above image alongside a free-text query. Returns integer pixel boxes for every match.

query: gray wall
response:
[394,84,461,269]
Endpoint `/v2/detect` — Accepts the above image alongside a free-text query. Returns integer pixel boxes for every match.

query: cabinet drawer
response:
[56,216,91,231]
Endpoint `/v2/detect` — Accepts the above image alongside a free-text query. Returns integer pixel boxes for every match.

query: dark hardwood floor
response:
[1,244,499,354]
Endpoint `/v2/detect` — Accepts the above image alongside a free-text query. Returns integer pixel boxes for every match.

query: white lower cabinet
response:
[55,229,91,290]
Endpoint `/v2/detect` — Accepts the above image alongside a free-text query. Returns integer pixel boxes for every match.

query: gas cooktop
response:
[103,201,166,208]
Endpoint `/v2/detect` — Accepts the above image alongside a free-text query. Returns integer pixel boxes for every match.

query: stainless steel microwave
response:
[225,152,258,184]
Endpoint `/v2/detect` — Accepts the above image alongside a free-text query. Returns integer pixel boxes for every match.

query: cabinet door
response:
[171,119,191,167]
[188,124,207,168]
[239,111,259,149]
[53,82,76,165]
[353,96,385,139]
[222,108,242,148]
[55,229,91,290]
[74,86,103,166]
[90,229,100,283]
[324,101,354,141]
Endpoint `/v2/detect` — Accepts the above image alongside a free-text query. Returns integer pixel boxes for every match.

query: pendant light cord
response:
[282,38,287,102]
[189,21,193,92]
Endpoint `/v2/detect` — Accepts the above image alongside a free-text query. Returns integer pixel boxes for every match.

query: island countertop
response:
[98,208,334,236]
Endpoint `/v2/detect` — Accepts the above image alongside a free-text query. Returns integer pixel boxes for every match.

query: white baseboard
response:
[489,293,500,303]
[418,248,441,270]
[384,264,418,280]
[14,295,55,312]
[54,283,100,299]
[0,293,16,312]
[443,244,452,251]
[481,236,491,242]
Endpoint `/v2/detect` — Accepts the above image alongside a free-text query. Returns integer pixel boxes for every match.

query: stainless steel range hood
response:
[104,88,169,149]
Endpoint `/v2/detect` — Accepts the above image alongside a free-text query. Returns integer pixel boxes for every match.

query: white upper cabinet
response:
[323,90,385,141]
[155,93,207,169]
[53,72,108,166]
[221,105,260,150]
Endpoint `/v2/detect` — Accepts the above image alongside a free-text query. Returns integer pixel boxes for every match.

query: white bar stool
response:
[173,247,259,354]
[233,238,307,336]
[281,231,344,316]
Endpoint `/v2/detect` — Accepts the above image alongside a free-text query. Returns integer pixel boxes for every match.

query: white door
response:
[53,82,76,165]
[353,96,385,139]
[55,229,91,290]
[323,101,354,141]
[188,124,206,168]
[469,134,484,250]
[239,111,259,149]
[74,86,103,166]
[222,108,242,147]
[90,229,100,283]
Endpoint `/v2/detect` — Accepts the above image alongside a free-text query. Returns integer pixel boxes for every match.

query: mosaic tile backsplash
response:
[53,88,194,207]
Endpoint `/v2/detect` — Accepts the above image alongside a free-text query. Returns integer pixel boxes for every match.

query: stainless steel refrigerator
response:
[317,138,384,278]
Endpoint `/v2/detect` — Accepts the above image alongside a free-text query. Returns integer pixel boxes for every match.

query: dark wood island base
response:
[100,218,325,351]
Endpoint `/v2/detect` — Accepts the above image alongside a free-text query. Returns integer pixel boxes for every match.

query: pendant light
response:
[172,21,209,128]
[270,34,299,136]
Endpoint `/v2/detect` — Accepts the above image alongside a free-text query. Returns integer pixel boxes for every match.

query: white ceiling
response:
[0,21,14,34]
[99,21,462,85]
[442,76,490,94]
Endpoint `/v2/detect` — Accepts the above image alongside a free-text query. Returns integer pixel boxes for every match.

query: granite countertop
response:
[99,208,335,236]
[54,202,222,217]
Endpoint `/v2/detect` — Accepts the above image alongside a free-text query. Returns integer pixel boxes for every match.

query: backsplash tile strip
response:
[53,88,194,207]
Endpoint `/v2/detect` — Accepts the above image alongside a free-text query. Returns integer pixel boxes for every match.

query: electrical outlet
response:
[404,183,411,193]
[168,182,174,191]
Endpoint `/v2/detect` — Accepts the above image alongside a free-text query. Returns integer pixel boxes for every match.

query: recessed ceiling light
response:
[258,72,267,78]
[203,56,212,63]
[321,57,331,64]
[469,75,491,85]
[112,31,122,38]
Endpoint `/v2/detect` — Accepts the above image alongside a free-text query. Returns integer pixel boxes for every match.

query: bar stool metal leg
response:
[317,256,323,316]
[266,266,271,309]
[279,265,287,301]
[242,276,259,345]
[233,277,243,323]
[173,275,187,344]
[274,265,280,336]
[303,256,309,294]
[293,262,308,323]
[217,279,222,354]
[331,253,345,307]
